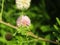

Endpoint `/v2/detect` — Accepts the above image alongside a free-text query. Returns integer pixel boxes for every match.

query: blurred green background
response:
[0,0,60,45]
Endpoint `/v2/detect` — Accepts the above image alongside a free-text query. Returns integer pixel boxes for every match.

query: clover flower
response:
[17,15,31,27]
[16,0,31,10]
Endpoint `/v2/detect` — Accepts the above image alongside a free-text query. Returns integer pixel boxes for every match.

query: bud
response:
[16,0,31,10]
[5,32,12,41]
[17,15,31,27]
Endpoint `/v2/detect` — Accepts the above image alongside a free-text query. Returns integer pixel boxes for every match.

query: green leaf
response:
[53,25,59,30]
[56,17,60,25]
[40,25,50,32]
[17,26,30,35]
[0,37,7,43]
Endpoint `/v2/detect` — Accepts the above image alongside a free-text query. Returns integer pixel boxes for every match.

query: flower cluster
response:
[17,15,31,27]
[16,0,31,10]
[16,0,31,27]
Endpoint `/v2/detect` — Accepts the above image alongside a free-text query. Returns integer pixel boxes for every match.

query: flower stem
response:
[0,21,18,29]
[0,0,4,21]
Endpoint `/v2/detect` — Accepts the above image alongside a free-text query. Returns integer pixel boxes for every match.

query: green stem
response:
[22,11,24,15]
[0,0,4,21]
[21,10,25,16]
[13,31,17,36]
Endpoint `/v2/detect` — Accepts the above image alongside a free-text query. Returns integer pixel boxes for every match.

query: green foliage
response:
[40,25,51,32]
[17,26,30,35]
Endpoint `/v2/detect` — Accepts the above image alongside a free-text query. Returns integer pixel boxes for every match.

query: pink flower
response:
[17,15,31,27]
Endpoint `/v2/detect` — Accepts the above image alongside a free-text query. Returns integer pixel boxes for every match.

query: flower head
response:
[5,32,12,41]
[17,15,31,27]
[16,0,31,10]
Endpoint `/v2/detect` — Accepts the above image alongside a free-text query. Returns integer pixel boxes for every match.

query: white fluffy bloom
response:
[16,15,31,27]
[16,0,31,10]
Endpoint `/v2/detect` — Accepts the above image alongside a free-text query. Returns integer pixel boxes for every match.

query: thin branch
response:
[27,32,60,44]
[0,21,18,29]
[0,20,60,44]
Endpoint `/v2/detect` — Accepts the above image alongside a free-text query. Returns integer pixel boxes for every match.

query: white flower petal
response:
[16,0,31,10]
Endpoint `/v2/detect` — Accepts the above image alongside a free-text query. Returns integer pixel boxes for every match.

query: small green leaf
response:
[56,17,60,25]
[17,26,30,35]
[40,25,50,32]
[53,25,59,30]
